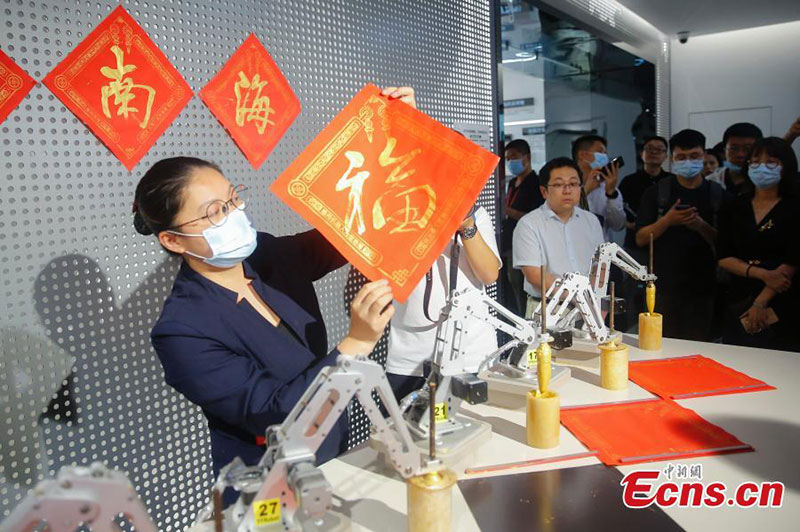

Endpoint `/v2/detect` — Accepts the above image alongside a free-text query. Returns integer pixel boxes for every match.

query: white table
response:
[320,336,800,531]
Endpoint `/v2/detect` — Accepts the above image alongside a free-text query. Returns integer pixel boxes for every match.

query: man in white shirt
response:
[572,134,626,242]
[513,157,605,317]
[385,205,502,402]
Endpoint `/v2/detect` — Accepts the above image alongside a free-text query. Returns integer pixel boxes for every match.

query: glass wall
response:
[500,0,656,173]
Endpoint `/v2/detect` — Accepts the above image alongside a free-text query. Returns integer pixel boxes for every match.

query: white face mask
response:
[170,207,257,268]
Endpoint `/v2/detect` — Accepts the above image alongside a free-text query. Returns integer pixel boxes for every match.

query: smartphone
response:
[596,156,625,180]
[740,308,779,332]
[675,204,693,211]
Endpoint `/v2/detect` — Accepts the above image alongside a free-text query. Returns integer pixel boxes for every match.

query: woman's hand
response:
[741,305,770,334]
[338,279,395,355]
[381,86,417,109]
[758,268,791,292]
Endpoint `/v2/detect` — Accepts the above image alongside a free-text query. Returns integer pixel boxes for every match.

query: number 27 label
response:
[253,497,281,525]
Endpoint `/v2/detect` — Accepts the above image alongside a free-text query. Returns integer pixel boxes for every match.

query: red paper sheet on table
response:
[0,48,36,125]
[561,398,752,466]
[42,6,193,170]
[628,355,775,400]
[200,33,300,169]
[270,84,499,301]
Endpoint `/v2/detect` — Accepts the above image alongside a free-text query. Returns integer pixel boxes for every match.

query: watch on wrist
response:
[460,224,478,240]
[605,189,619,199]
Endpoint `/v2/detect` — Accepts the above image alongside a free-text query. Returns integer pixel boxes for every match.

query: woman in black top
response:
[717,137,799,351]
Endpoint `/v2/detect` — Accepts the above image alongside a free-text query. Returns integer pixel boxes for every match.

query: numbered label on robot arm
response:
[253,497,281,526]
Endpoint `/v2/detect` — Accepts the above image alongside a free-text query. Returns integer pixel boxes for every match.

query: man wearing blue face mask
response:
[501,139,543,315]
[635,129,728,341]
[572,134,626,242]
[707,122,763,196]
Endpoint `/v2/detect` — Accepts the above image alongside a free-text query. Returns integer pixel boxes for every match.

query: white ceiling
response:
[615,0,800,37]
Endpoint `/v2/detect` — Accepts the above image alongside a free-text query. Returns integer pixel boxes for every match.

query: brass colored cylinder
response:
[526,390,560,449]
[407,469,457,532]
[638,312,663,351]
[536,342,552,394]
[599,342,629,390]
[645,282,656,315]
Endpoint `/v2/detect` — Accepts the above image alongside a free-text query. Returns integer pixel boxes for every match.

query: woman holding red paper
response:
[133,154,395,504]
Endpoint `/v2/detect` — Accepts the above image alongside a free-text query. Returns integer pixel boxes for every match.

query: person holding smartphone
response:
[572,135,626,242]
[717,137,799,351]
[635,129,728,341]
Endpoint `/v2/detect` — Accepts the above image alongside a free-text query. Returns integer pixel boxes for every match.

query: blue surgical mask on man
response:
[748,164,782,189]
[506,159,526,177]
[170,207,258,268]
[673,159,704,178]
[589,152,609,170]
[723,160,742,173]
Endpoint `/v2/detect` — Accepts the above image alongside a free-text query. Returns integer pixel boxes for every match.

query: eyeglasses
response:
[548,182,581,191]
[749,161,781,169]
[169,184,248,230]
[644,147,666,154]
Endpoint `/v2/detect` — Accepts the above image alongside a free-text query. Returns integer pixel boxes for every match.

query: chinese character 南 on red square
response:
[43,6,193,170]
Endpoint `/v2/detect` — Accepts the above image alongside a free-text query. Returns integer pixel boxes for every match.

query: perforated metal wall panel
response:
[0,0,496,527]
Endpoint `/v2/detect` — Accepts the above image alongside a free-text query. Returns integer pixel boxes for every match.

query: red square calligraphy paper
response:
[0,48,36,125]
[42,6,193,170]
[628,355,775,400]
[561,398,752,466]
[200,34,300,169]
[270,84,499,301]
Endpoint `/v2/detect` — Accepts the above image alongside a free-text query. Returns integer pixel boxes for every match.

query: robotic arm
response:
[1,463,156,532]
[590,242,656,300]
[527,243,657,344]
[197,355,426,532]
[532,272,611,344]
[434,287,540,376]
[402,287,566,439]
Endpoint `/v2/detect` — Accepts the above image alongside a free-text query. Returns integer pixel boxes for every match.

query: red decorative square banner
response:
[271,84,499,302]
[42,6,193,170]
[200,34,300,169]
[0,48,36,125]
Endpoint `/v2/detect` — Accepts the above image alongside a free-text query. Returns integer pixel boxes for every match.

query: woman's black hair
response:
[133,157,221,236]
[705,149,721,165]
[539,157,582,186]
[746,137,799,198]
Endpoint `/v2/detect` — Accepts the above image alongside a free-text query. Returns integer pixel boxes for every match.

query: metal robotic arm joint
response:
[534,273,610,344]
[590,242,656,298]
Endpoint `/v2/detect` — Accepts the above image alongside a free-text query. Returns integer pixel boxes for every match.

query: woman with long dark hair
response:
[717,136,799,351]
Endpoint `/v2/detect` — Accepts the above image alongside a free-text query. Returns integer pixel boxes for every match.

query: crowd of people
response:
[501,119,800,352]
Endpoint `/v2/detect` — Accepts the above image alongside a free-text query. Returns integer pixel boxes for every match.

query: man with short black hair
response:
[707,122,763,196]
[513,157,604,317]
[572,134,625,242]
[635,129,727,341]
[619,136,675,325]
[620,136,674,249]
[501,139,543,315]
